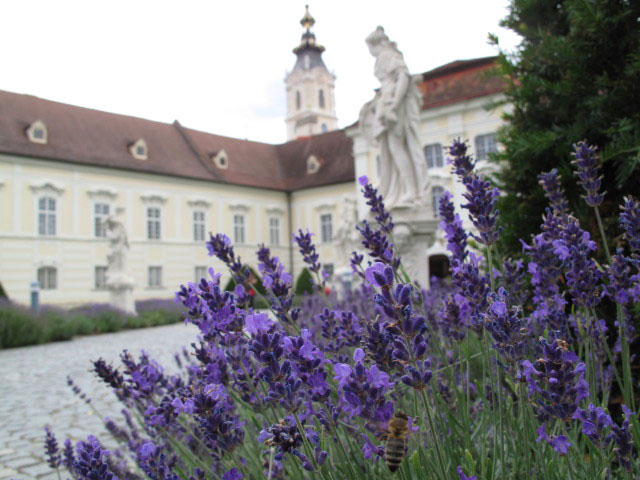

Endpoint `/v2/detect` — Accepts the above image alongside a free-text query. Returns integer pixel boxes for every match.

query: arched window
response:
[296,91,301,110]
[321,123,328,133]
[432,186,445,218]
[37,266,57,290]
[319,89,325,108]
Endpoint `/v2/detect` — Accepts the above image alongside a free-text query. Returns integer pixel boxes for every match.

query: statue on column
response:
[360,26,428,209]
[105,208,136,315]
[359,26,438,288]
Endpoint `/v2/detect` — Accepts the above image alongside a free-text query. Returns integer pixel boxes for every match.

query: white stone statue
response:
[360,26,428,209]
[105,209,136,315]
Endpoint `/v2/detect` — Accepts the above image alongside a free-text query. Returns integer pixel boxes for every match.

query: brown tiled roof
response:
[418,56,505,110]
[0,89,354,191]
[276,129,355,190]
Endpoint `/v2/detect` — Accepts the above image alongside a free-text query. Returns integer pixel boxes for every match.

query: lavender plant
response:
[45,140,639,480]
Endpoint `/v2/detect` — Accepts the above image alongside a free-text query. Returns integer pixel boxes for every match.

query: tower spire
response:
[284,5,338,140]
[293,4,324,55]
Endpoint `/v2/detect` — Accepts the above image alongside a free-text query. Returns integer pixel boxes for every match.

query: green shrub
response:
[295,267,314,295]
[0,306,42,348]
[0,299,185,349]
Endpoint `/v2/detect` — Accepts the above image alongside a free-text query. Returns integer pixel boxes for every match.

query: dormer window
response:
[129,139,148,160]
[307,154,320,174]
[211,150,229,169]
[26,120,47,144]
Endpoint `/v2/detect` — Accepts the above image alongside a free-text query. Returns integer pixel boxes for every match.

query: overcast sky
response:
[1,1,521,144]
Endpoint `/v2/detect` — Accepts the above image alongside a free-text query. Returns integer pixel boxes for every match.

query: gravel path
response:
[0,322,199,480]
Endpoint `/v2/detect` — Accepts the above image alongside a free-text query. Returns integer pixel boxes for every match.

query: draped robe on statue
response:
[360,46,428,208]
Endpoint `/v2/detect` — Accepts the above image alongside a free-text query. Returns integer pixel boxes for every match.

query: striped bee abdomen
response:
[385,436,406,472]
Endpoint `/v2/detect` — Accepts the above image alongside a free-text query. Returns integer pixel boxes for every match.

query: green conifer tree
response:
[493,0,640,255]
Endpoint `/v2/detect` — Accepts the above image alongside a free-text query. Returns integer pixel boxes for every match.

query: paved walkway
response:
[0,322,198,480]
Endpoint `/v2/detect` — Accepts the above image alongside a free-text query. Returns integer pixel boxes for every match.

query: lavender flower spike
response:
[44,426,61,469]
[358,175,394,233]
[572,141,605,207]
[447,138,475,179]
[538,169,569,215]
[73,436,118,480]
[620,195,640,253]
[461,174,501,246]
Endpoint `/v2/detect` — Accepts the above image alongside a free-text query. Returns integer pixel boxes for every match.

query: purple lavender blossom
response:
[44,427,61,469]
[572,141,605,207]
[483,288,529,376]
[607,405,636,471]
[361,433,385,462]
[206,233,250,284]
[364,262,394,288]
[259,418,325,472]
[457,466,478,480]
[257,244,298,323]
[63,438,75,472]
[538,169,569,215]
[554,217,602,308]
[439,191,468,265]
[620,195,640,262]
[520,339,589,423]
[333,349,394,422]
[222,468,243,480]
[73,436,118,480]
[500,258,529,307]
[438,294,469,341]
[451,253,490,331]
[358,175,394,233]
[356,220,399,269]
[572,404,613,448]
[293,229,322,275]
[536,424,571,455]
[447,138,475,179]
[460,173,502,246]
[136,441,178,480]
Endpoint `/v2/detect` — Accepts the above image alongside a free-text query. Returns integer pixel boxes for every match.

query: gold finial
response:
[300,5,315,31]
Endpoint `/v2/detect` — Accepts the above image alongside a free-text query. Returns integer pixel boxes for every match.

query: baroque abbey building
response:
[0,8,507,305]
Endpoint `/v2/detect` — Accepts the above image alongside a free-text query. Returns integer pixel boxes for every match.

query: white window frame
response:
[432,186,445,218]
[94,266,108,290]
[27,120,48,144]
[269,217,280,246]
[93,202,110,238]
[193,210,206,242]
[148,266,163,288]
[195,266,207,283]
[424,143,444,169]
[37,266,57,290]
[147,207,162,240]
[37,196,57,236]
[320,213,332,243]
[233,214,245,244]
[475,133,498,161]
[130,138,148,160]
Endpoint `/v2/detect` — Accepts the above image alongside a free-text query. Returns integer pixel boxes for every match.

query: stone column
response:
[391,206,439,289]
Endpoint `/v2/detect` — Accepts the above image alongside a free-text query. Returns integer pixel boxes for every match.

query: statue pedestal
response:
[390,206,439,289]
[106,274,137,316]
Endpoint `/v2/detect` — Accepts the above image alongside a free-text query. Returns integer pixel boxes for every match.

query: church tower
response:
[285,6,338,140]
